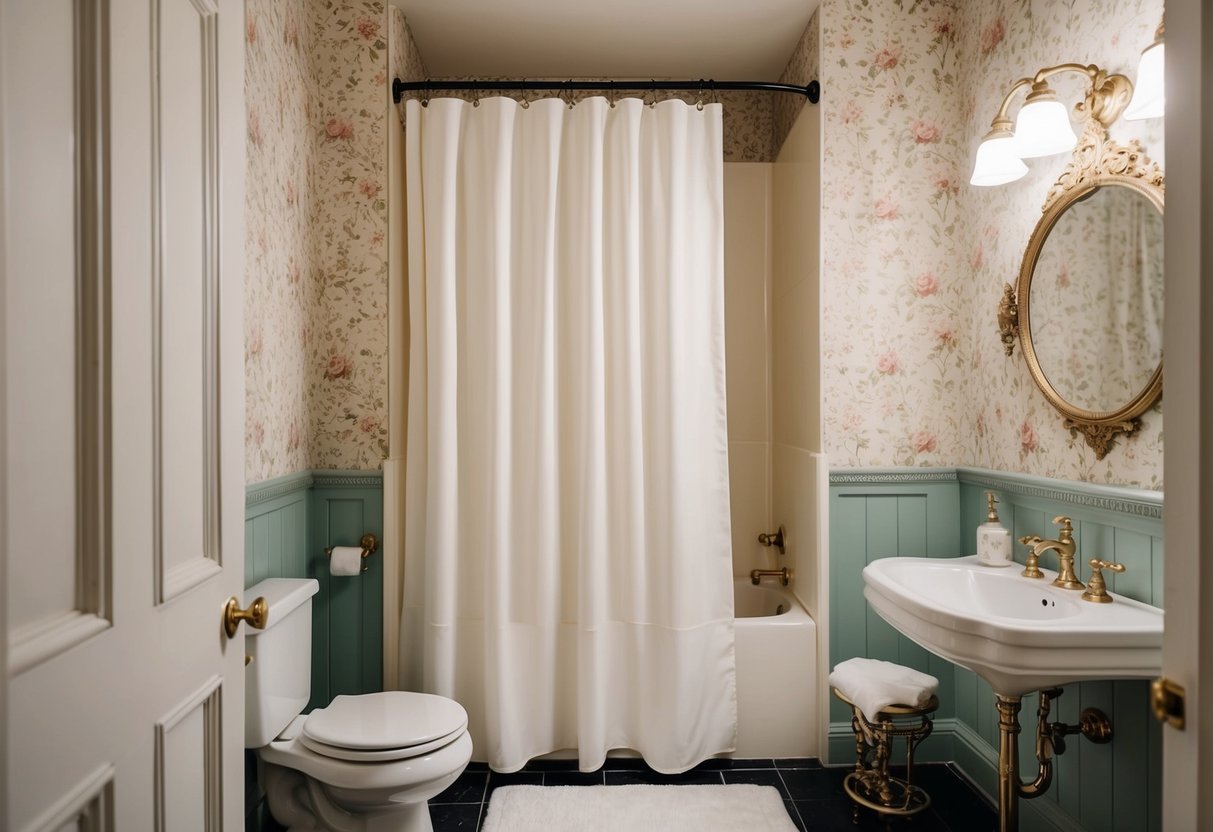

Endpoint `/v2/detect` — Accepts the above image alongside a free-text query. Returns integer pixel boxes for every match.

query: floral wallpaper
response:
[244,0,318,483]
[245,1,427,483]
[775,7,820,157]
[307,0,392,471]
[819,0,1165,489]
[819,0,969,469]
[956,0,1163,488]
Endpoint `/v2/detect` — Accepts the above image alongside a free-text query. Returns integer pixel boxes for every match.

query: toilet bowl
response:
[245,578,472,832]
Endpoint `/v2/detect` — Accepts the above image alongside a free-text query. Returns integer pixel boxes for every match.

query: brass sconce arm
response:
[983,63,1133,134]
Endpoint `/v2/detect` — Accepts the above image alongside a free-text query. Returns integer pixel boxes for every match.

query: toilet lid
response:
[299,724,466,762]
[302,691,468,753]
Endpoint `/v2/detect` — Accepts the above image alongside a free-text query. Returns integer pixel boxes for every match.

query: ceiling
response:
[389,0,821,80]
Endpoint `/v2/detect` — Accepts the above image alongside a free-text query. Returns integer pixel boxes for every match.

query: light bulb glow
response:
[1014,98,1078,158]
[970,133,1028,187]
[1124,41,1164,120]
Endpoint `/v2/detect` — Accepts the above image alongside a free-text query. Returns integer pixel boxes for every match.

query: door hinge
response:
[1151,677,1186,730]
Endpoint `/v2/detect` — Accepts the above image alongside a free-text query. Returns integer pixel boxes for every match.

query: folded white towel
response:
[829,657,939,724]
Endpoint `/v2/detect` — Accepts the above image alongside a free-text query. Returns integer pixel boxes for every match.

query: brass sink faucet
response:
[1018,516,1085,590]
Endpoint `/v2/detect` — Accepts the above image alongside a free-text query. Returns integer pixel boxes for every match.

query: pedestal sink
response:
[861,555,1164,831]
[863,555,1163,696]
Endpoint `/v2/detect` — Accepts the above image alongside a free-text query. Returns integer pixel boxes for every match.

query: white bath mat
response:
[481,784,798,832]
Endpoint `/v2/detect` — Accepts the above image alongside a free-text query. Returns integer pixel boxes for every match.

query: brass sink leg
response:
[996,695,1023,832]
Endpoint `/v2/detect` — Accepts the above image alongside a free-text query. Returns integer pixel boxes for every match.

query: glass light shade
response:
[1014,98,1077,158]
[1124,41,1165,120]
[970,133,1028,187]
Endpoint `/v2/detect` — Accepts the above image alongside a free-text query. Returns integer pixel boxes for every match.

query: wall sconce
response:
[1124,21,1164,121]
[970,64,1134,187]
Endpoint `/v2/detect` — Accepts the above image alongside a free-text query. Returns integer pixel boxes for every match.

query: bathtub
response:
[731,579,819,759]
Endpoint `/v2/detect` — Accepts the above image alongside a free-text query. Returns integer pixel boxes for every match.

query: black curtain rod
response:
[392,77,820,105]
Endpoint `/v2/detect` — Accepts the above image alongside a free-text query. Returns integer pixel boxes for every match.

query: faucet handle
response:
[1081,558,1125,603]
[1018,535,1044,578]
[1052,515,1074,533]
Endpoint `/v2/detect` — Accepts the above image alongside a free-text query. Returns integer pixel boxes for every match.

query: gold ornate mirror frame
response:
[999,82,1164,460]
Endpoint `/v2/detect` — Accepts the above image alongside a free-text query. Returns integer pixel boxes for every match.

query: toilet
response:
[245,578,472,832]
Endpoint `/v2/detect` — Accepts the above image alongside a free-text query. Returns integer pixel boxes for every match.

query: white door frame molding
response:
[1162,0,1213,824]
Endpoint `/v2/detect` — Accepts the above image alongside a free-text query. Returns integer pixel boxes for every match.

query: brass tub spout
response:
[750,568,793,586]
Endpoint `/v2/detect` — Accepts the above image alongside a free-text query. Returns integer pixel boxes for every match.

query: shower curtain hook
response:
[608,81,617,109]
[646,79,657,108]
[565,79,576,109]
[696,78,706,111]
[421,77,430,108]
[472,78,481,108]
[519,77,529,109]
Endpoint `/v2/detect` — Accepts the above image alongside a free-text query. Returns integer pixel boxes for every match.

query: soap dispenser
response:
[976,491,1013,567]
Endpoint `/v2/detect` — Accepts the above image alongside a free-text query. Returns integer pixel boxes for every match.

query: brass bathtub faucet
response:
[750,568,793,586]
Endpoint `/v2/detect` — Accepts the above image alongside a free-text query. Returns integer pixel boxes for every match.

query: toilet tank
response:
[244,577,319,747]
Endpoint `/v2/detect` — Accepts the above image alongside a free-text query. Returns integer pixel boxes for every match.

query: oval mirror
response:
[1014,137,1164,459]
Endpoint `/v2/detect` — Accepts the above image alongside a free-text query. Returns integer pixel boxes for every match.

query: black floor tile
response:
[784,799,807,831]
[463,761,490,773]
[913,764,997,832]
[779,767,849,801]
[598,757,651,771]
[796,798,890,831]
[774,757,824,769]
[486,770,544,796]
[520,758,582,772]
[693,757,777,770]
[431,770,488,805]
[429,802,482,832]
[603,769,725,786]
[544,771,605,786]
[722,768,791,799]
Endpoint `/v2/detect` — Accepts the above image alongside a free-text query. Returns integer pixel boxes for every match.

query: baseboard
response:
[829,719,1085,832]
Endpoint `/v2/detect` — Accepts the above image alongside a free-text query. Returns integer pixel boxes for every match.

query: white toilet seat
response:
[296,691,469,762]
[299,723,467,762]
[262,715,473,792]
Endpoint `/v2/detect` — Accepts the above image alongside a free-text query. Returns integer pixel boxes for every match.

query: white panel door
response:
[1,0,246,828]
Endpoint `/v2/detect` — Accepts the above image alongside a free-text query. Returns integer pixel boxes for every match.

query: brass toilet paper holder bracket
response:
[325,533,379,574]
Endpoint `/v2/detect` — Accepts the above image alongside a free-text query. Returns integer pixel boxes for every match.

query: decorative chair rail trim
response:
[955,467,1161,520]
[246,469,385,506]
[244,471,315,507]
[828,467,1161,520]
[829,468,959,485]
[311,469,385,489]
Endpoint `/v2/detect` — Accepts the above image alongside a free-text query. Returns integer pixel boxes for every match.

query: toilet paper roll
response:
[329,546,364,576]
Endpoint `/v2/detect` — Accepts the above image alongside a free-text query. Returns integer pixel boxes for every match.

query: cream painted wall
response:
[723,163,775,579]
[771,105,823,619]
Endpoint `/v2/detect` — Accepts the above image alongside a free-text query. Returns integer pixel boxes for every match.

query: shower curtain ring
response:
[472,79,481,108]
[608,82,617,109]
[565,80,575,109]
[696,78,706,110]
[421,77,430,107]
[519,78,529,109]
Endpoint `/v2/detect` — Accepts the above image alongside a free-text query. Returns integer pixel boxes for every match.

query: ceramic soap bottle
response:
[976,491,1013,567]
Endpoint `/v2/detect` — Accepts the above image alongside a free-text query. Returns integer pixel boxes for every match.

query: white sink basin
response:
[862,556,1164,696]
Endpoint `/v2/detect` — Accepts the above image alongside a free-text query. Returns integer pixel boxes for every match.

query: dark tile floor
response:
[429,757,998,831]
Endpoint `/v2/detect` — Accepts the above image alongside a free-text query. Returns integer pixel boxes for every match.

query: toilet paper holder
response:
[325,533,379,574]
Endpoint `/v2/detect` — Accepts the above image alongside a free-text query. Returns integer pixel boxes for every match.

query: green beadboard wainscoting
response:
[829,467,1162,832]
[244,470,385,709]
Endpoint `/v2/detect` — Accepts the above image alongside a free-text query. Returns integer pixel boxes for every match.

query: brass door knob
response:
[223,596,268,638]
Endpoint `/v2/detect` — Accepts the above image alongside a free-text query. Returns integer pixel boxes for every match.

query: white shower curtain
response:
[400,95,736,774]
